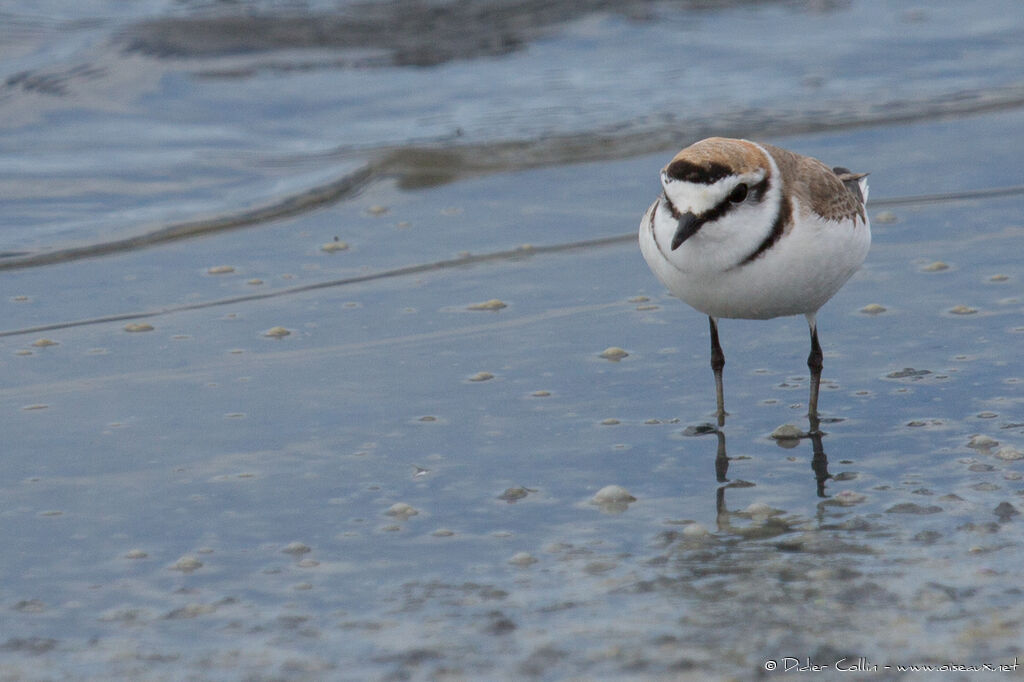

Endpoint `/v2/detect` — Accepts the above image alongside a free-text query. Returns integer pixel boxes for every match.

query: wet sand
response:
[3,107,1024,679]
[2,2,1024,679]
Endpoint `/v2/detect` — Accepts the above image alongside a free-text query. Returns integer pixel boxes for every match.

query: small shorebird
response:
[638,137,870,428]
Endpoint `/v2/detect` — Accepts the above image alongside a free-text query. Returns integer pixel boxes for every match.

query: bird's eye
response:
[729,183,748,203]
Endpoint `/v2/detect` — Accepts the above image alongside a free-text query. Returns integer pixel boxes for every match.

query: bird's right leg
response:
[805,313,823,434]
[709,316,727,426]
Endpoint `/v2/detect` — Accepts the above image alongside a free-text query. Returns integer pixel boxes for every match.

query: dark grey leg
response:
[806,314,823,431]
[709,316,726,426]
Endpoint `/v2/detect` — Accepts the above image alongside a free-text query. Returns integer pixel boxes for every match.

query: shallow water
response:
[2,1,1024,680]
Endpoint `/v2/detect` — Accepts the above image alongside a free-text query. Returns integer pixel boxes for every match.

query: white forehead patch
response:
[661,169,767,216]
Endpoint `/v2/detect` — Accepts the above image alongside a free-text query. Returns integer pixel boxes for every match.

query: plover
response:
[638,137,870,428]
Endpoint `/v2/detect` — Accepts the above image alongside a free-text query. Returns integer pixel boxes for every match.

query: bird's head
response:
[658,137,775,251]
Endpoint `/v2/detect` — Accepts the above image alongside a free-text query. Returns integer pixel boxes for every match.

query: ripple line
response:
[0,183,1020,339]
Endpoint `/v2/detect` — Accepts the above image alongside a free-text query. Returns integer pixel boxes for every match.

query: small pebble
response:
[886,503,942,515]
[859,303,886,315]
[207,265,235,275]
[13,600,46,613]
[247,279,264,286]
[967,435,999,450]
[770,424,805,440]
[467,299,507,311]
[263,326,291,338]
[745,502,776,518]
[874,210,898,223]
[321,240,349,253]
[949,305,977,315]
[682,523,710,538]
[598,347,629,361]
[417,415,437,422]
[366,205,388,216]
[468,372,494,382]
[282,542,311,556]
[921,261,949,272]
[123,323,154,333]
[386,503,419,519]
[508,552,537,566]
[600,418,620,426]
[628,296,650,303]
[995,447,1024,461]
[994,502,1019,519]
[833,490,867,506]
[989,274,1009,282]
[498,487,532,502]
[591,485,636,506]
[31,338,58,347]
[682,423,718,436]
[431,528,455,537]
[886,368,932,379]
[170,556,203,573]
[530,390,551,397]
[124,549,148,559]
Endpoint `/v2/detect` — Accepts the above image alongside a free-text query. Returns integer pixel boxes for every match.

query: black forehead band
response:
[664,160,733,185]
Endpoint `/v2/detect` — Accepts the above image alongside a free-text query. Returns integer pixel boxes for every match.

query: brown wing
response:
[808,161,867,223]
[761,143,867,223]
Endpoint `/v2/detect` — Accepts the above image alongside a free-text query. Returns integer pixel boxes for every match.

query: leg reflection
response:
[714,428,728,483]
[700,420,833,506]
[809,428,831,498]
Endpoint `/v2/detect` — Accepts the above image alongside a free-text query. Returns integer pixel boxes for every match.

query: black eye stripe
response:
[746,176,768,202]
[698,177,769,224]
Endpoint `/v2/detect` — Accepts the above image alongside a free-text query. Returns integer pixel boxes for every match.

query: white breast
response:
[639,197,870,320]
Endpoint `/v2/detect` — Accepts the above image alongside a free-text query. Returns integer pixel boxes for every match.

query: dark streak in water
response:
[0,184,1021,339]
[376,85,1024,189]
[0,165,375,270]
[0,238,627,338]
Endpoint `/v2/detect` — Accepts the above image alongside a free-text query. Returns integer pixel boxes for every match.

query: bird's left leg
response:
[709,316,727,426]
